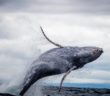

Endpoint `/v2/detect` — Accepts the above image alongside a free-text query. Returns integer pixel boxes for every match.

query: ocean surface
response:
[42,85,110,96]
[49,83,110,89]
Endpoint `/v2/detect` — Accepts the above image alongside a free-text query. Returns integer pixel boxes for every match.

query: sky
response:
[0,0,110,14]
[0,0,110,95]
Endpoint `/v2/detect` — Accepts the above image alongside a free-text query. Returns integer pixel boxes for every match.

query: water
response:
[50,83,110,89]
[0,13,110,95]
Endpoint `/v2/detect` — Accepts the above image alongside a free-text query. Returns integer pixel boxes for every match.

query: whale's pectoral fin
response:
[40,26,63,48]
[58,66,77,92]
[0,93,16,96]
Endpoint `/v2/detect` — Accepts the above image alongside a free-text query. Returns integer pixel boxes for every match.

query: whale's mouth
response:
[98,48,103,53]
[93,47,103,54]
[92,47,103,60]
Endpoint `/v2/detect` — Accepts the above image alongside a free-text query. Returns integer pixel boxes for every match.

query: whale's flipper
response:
[58,66,77,92]
[40,26,63,48]
[0,93,16,96]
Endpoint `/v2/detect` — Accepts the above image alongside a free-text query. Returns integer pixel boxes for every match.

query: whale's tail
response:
[0,93,16,96]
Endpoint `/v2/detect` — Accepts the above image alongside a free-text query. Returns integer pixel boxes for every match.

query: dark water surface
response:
[42,85,110,96]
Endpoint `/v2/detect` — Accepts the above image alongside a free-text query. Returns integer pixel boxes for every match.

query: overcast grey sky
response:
[0,0,110,14]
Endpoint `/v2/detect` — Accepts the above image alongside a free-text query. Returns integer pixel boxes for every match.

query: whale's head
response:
[73,46,103,68]
[59,46,103,92]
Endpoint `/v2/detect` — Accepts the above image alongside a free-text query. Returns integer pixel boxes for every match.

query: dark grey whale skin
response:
[0,46,103,96]
[19,46,103,96]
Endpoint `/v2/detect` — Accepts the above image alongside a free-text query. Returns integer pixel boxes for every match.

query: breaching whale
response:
[0,27,103,96]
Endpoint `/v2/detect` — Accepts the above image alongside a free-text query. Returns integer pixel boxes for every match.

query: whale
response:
[0,27,103,96]
[19,46,103,96]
